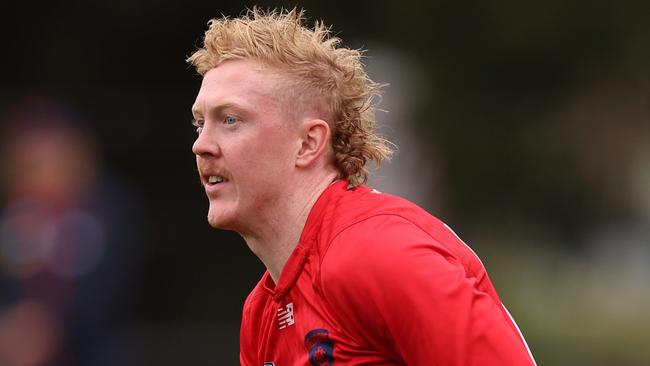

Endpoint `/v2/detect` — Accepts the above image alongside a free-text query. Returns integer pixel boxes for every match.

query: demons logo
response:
[304,328,334,366]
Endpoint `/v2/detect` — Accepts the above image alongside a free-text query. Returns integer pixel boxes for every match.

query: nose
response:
[192,127,220,157]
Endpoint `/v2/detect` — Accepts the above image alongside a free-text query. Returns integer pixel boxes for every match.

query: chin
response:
[207,214,229,230]
[207,217,224,229]
[207,208,237,231]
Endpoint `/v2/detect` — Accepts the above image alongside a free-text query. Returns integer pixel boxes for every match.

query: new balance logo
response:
[278,302,295,329]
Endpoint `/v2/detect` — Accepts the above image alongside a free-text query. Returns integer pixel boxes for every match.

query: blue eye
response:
[224,115,238,125]
[192,119,204,134]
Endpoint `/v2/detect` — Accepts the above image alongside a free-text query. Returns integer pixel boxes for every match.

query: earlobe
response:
[296,119,331,168]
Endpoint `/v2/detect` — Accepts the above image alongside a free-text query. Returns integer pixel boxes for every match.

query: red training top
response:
[240,181,536,365]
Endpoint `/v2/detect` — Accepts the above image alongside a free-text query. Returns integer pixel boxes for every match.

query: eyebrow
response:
[191,102,245,119]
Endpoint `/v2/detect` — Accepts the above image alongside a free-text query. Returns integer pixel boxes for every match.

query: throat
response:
[240,213,305,285]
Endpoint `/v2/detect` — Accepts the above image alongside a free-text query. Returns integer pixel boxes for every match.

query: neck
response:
[240,171,339,283]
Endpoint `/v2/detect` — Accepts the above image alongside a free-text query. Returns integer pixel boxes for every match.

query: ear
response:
[295,119,331,168]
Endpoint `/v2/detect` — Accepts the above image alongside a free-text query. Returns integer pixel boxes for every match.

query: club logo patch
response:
[304,328,334,366]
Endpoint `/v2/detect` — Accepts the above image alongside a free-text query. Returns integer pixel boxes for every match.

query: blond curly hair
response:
[187,7,393,186]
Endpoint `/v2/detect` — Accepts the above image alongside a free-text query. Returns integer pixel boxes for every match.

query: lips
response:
[201,173,228,197]
[198,165,231,189]
[207,175,225,184]
[202,172,229,186]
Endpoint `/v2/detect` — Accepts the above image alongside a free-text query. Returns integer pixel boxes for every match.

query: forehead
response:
[192,59,282,113]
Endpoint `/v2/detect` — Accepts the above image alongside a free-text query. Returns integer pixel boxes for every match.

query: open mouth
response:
[207,175,226,185]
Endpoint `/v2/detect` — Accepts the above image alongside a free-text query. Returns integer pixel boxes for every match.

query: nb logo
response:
[277,302,295,329]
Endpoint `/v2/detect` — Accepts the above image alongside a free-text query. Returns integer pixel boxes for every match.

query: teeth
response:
[208,176,224,184]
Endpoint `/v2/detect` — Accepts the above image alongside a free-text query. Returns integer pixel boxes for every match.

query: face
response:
[191,59,301,232]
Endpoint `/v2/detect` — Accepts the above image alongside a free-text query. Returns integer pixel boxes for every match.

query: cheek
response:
[262,144,296,173]
[236,145,294,194]
[225,126,298,184]
[249,132,297,167]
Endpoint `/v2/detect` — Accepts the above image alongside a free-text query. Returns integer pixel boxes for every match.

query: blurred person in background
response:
[188,8,536,365]
[0,98,142,366]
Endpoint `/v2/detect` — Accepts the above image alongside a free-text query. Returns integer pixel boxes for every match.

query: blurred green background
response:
[1,0,648,365]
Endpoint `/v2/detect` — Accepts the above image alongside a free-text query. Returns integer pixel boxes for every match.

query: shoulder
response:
[315,214,473,350]
[320,214,460,287]
[315,187,491,304]
[315,186,436,245]
[317,187,489,282]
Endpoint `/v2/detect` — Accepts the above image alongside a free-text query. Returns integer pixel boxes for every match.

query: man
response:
[188,8,536,365]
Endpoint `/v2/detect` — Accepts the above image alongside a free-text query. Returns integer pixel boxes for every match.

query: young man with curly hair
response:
[188,8,536,365]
